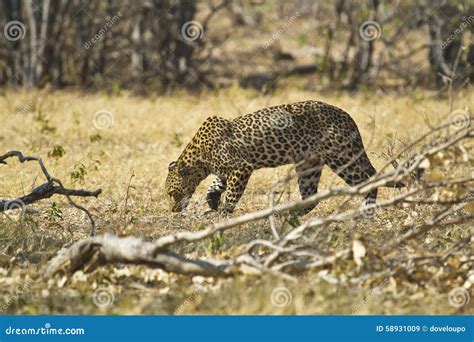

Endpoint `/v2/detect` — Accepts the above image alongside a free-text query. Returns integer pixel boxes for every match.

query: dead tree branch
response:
[0,151,102,236]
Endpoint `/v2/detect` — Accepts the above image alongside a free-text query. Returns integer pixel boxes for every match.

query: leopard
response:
[165,100,404,214]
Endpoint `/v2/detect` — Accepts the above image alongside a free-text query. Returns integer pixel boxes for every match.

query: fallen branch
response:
[0,151,102,236]
[44,234,238,278]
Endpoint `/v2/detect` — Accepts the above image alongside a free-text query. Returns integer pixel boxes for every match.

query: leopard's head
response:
[165,160,197,212]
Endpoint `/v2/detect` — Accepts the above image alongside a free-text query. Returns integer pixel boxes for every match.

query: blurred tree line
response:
[0,0,472,92]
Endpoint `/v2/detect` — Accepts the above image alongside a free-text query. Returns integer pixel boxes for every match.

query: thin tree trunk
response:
[24,0,38,87]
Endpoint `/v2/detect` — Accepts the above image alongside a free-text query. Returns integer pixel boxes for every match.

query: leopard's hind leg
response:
[294,156,323,215]
[324,146,378,206]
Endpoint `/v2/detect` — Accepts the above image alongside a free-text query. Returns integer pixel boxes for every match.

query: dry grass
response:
[0,86,472,315]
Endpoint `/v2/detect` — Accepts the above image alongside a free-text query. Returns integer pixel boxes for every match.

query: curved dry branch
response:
[0,150,102,236]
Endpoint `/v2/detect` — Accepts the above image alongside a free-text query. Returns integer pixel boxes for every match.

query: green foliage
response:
[90,134,102,143]
[35,110,56,134]
[285,213,301,228]
[46,202,63,224]
[47,145,65,159]
[297,33,308,47]
[111,82,122,96]
[70,162,87,183]
[91,158,101,171]
[317,59,329,75]
[204,234,226,254]
[191,223,206,232]
[173,133,183,147]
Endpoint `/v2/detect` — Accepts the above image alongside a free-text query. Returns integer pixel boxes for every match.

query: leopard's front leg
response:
[220,167,252,214]
[205,176,227,210]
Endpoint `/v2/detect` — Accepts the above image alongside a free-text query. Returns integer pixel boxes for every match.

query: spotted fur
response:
[166,100,393,213]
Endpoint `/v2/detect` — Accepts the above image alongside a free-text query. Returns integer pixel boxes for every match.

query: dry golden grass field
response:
[0,86,472,315]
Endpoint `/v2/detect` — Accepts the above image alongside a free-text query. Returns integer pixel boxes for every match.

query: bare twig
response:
[0,151,102,236]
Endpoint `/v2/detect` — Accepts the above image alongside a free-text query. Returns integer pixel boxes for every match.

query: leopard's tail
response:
[381,168,425,189]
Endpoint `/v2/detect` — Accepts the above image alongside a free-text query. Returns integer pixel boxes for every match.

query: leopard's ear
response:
[169,160,187,175]
[168,161,177,171]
